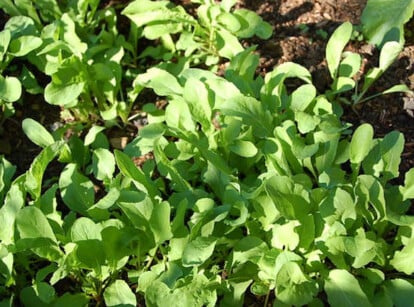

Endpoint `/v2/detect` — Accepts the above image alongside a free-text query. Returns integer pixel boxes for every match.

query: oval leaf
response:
[350,123,374,165]
[326,22,353,78]
[22,118,54,148]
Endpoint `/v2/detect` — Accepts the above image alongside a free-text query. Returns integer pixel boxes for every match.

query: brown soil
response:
[2,0,414,181]
[238,0,414,182]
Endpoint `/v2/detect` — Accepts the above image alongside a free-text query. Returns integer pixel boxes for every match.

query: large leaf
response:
[15,206,62,261]
[361,0,414,46]
[325,269,371,307]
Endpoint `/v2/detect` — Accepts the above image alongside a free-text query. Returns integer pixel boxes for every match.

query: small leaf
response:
[325,269,371,307]
[399,168,414,200]
[350,123,374,165]
[326,22,353,78]
[379,41,403,71]
[290,84,316,111]
[218,12,241,32]
[382,84,412,95]
[84,126,106,146]
[0,75,22,102]
[25,142,62,200]
[230,140,258,158]
[92,148,115,181]
[104,280,136,307]
[22,118,54,148]
[339,52,362,78]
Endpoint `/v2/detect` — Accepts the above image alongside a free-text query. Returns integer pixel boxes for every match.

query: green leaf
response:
[182,236,217,267]
[361,0,414,46]
[25,142,62,200]
[134,68,182,97]
[149,201,173,245]
[234,9,273,39]
[218,12,241,32]
[290,84,316,111]
[382,84,412,95]
[350,123,374,165]
[216,28,244,59]
[183,78,212,131]
[399,168,414,200]
[70,217,102,242]
[104,280,136,307]
[115,150,159,198]
[275,262,318,306]
[320,188,356,226]
[59,163,94,215]
[331,76,355,94]
[229,140,258,158]
[75,240,105,270]
[326,22,353,78]
[0,29,11,60]
[0,177,25,244]
[53,293,89,307]
[9,35,42,56]
[22,118,54,148]
[20,282,56,306]
[219,95,272,137]
[92,148,115,181]
[384,279,414,307]
[84,126,106,146]
[15,206,62,260]
[379,41,403,71]
[16,206,57,242]
[339,52,362,78]
[44,82,84,107]
[325,269,371,307]
[381,131,404,180]
[0,75,22,103]
[264,175,311,220]
[390,238,414,274]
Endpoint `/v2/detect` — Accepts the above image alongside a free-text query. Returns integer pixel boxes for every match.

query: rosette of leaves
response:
[0,16,44,118]
[122,0,272,68]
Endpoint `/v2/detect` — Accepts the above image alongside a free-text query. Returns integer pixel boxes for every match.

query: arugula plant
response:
[0,15,43,119]
[325,22,412,108]
[122,0,272,69]
[3,46,414,305]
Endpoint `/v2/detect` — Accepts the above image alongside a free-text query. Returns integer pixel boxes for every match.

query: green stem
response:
[264,289,271,307]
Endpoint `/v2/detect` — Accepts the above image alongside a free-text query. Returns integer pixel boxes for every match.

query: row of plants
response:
[1,0,414,306]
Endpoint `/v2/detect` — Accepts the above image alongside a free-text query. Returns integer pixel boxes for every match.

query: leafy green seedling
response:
[325,22,412,107]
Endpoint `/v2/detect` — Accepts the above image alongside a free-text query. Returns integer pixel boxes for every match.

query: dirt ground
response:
[2,0,414,182]
[238,0,414,183]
